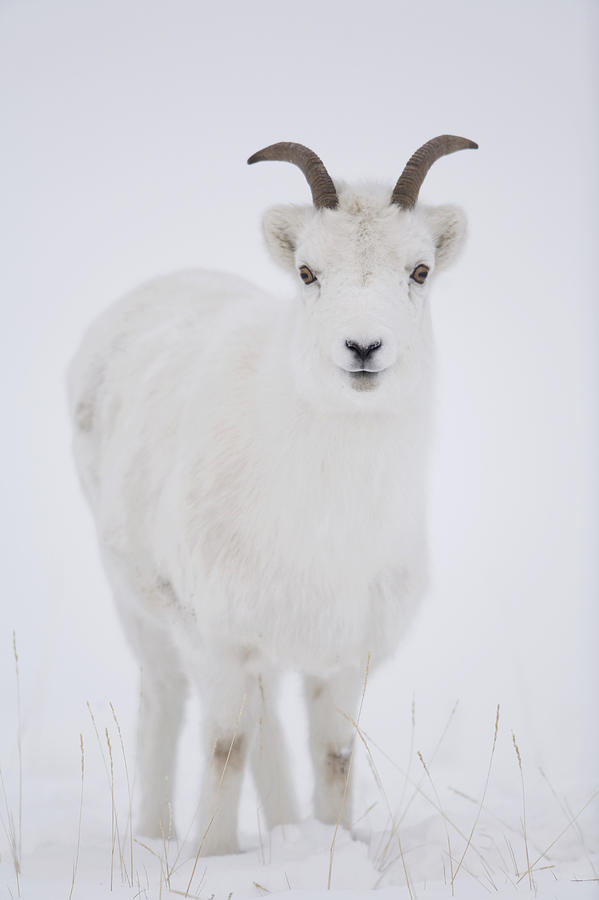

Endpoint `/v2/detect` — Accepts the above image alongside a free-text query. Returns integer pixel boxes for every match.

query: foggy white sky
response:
[0,0,597,814]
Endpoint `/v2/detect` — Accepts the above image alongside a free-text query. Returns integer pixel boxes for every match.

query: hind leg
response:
[251,671,299,829]
[131,616,188,838]
[103,556,188,838]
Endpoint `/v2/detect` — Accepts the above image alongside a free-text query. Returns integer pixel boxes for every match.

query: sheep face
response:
[262,185,467,413]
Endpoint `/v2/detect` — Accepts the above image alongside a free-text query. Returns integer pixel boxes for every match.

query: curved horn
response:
[391,135,478,209]
[247,142,338,210]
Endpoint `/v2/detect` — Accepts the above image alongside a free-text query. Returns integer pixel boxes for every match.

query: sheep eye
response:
[410,264,429,284]
[299,265,317,285]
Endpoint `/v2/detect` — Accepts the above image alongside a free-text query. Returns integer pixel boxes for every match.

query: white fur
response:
[68,180,467,854]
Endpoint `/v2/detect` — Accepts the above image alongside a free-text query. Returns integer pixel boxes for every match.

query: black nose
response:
[345,339,382,362]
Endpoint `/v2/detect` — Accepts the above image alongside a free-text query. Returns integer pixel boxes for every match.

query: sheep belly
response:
[158,425,427,672]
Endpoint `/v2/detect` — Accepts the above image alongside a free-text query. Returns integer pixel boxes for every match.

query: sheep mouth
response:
[348,371,381,392]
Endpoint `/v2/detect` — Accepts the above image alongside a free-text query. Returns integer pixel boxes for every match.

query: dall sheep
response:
[68,135,477,856]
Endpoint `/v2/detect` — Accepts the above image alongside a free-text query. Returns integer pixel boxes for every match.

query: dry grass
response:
[418,749,454,894]
[516,787,599,885]
[398,700,460,827]
[2,634,598,897]
[110,701,134,881]
[0,633,23,897]
[337,706,416,897]
[68,734,85,900]
[373,693,417,871]
[511,731,533,890]
[0,767,20,897]
[364,720,494,881]
[86,701,134,889]
[327,652,371,891]
[11,634,22,890]
[451,704,500,890]
[105,728,116,890]
[539,766,598,878]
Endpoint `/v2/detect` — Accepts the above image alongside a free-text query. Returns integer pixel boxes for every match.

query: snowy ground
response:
[1,665,597,899]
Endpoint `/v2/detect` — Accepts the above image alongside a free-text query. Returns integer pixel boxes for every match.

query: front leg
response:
[304,667,364,829]
[192,649,258,856]
[251,671,299,829]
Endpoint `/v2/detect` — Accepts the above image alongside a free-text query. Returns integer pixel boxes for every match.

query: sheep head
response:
[248,137,477,412]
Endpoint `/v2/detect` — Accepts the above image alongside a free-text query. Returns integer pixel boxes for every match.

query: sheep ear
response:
[423,204,468,270]
[262,205,313,271]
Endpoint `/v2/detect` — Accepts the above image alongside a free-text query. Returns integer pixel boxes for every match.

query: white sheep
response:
[68,136,477,856]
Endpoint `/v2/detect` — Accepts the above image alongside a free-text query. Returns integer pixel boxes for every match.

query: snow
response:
[8,808,599,899]
[1,0,597,897]
[2,684,597,898]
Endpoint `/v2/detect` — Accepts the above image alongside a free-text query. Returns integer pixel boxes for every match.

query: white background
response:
[0,0,597,895]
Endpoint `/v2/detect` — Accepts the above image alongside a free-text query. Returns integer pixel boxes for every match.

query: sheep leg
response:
[304,667,363,829]
[250,672,299,829]
[136,629,187,838]
[100,556,189,839]
[192,651,256,856]
[114,605,188,839]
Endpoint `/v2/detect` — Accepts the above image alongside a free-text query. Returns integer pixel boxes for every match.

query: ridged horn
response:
[391,135,478,209]
[247,142,338,210]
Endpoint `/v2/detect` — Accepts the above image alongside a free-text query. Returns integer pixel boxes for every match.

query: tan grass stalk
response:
[449,784,545,861]
[516,788,599,884]
[539,767,598,878]
[86,701,110,781]
[110,701,134,884]
[257,805,266,866]
[159,818,172,891]
[486,836,516,887]
[418,750,454,895]
[451,704,500,889]
[155,798,175,889]
[352,800,378,828]
[397,700,459,829]
[478,848,499,891]
[373,700,460,879]
[93,712,126,888]
[399,695,416,817]
[134,837,163,861]
[327,653,372,892]
[165,799,191,880]
[12,633,22,884]
[375,839,491,894]
[0,768,20,896]
[447,851,493,894]
[104,727,127,887]
[134,835,173,892]
[363,726,492,877]
[504,834,519,878]
[68,735,85,900]
[511,732,533,889]
[106,728,116,891]
[376,695,418,869]
[136,837,203,900]
[337,708,414,899]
